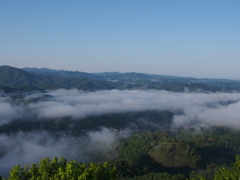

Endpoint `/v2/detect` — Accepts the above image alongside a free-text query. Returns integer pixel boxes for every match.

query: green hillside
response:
[0,65,42,87]
[106,127,240,179]
[2,65,240,92]
[148,142,197,168]
[0,65,115,90]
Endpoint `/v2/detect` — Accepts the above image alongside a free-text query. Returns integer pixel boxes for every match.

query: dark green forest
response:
[105,127,240,179]
[3,127,240,180]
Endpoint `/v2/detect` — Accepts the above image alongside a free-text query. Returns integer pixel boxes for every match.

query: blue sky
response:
[1,1,239,79]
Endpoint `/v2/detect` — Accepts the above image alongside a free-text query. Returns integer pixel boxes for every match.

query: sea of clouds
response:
[1,89,240,177]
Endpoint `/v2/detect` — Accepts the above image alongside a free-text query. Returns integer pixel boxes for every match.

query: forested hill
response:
[0,65,115,90]
[22,67,104,80]
[108,127,240,179]
[1,65,240,92]
[21,66,240,92]
[23,67,239,84]
[22,67,165,81]
[5,127,240,180]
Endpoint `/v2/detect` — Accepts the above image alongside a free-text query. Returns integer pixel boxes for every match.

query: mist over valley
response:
[1,66,240,179]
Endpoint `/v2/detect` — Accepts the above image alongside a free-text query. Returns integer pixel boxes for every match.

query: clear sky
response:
[1,1,239,79]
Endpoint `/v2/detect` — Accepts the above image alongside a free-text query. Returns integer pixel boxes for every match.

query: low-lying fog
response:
[1,89,240,177]
[0,128,118,177]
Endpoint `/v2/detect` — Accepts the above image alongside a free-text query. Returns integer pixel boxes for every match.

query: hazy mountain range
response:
[1,65,240,92]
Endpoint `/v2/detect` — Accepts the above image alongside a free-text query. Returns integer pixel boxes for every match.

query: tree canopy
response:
[5,157,116,180]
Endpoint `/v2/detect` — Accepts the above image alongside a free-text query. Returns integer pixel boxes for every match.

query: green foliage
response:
[213,155,240,180]
[111,128,240,179]
[176,127,240,168]
[116,131,171,159]
[3,128,240,179]
[189,155,240,180]
[148,142,200,168]
[109,131,197,178]
[6,157,116,180]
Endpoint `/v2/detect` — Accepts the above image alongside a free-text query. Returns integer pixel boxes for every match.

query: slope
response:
[0,65,115,90]
[22,67,104,80]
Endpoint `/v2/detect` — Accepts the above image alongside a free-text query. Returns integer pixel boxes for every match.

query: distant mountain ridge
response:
[22,67,159,82]
[0,65,115,91]
[22,67,104,80]
[22,67,238,83]
[1,65,240,92]
[0,65,45,87]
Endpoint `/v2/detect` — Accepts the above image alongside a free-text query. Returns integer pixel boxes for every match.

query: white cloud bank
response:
[1,89,240,128]
[0,128,118,178]
[1,89,240,177]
